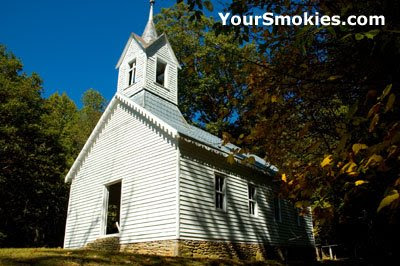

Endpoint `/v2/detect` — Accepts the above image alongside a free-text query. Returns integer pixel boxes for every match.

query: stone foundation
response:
[87,238,314,261]
[121,239,267,260]
[178,239,266,260]
[85,236,120,251]
[120,240,179,256]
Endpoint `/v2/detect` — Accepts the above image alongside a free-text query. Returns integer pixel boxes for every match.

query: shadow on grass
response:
[0,248,284,266]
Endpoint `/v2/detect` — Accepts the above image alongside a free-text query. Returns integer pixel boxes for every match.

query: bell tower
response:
[115,0,181,105]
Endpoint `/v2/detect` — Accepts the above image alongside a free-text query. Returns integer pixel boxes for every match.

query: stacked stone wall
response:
[85,238,314,262]
[85,236,120,251]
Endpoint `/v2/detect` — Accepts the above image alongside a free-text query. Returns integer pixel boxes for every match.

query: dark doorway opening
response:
[106,182,121,235]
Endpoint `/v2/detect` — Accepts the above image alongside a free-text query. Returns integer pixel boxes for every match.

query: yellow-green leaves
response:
[341,161,358,177]
[352,144,368,155]
[365,154,383,167]
[369,114,379,132]
[367,103,380,118]
[354,30,380,41]
[321,155,333,168]
[328,75,341,81]
[355,180,369,186]
[377,190,399,212]
[281,173,287,183]
[295,200,310,208]
[227,153,235,164]
[385,93,396,113]
[380,84,392,100]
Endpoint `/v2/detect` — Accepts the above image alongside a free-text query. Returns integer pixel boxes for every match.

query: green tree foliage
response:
[0,46,68,247]
[181,0,400,259]
[155,2,256,135]
[43,93,80,169]
[76,89,107,150]
[0,45,106,247]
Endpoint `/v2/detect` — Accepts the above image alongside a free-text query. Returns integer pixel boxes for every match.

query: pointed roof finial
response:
[149,0,155,21]
[142,0,158,43]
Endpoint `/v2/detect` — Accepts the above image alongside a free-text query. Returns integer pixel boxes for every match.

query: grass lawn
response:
[0,248,285,266]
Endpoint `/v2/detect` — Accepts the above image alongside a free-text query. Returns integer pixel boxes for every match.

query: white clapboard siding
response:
[64,102,178,248]
[145,40,178,104]
[117,38,147,94]
[178,141,314,247]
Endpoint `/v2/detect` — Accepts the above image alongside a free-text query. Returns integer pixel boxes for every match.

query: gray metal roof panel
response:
[130,90,276,173]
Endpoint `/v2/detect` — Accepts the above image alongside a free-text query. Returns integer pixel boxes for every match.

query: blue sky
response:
[0,0,179,107]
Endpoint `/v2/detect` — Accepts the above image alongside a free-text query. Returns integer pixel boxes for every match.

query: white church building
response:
[63,1,314,260]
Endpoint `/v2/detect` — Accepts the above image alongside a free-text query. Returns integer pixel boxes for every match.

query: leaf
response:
[352,144,368,155]
[247,156,256,164]
[367,103,380,118]
[369,114,379,132]
[321,155,333,168]
[385,93,396,113]
[341,33,352,40]
[222,132,231,144]
[281,173,287,183]
[355,33,364,41]
[377,190,399,212]
[346,102,358,120]
[355,180,369,186]
[365,154,383,167]
[328,75,341,81]
[295,201,310,208]
[271,95,278,103]
[203,0,214,12]
[364,29,380,39]
[380,84,392,100]
[227,153,235,164]
[341,161,358,176]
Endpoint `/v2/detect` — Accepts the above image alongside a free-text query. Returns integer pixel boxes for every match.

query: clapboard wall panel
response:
[178,141,314,247]
[64,102,178,248]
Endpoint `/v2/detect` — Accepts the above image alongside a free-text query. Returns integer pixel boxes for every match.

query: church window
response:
[105,181,121,235]
[274,197,282,222]
[156,59,167,86]
[248,184,257,216]
[128,60,136,86]
[294,208,301,226]
[215,174,226,211]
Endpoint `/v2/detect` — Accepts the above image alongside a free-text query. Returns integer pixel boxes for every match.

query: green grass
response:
[0,248,284,266]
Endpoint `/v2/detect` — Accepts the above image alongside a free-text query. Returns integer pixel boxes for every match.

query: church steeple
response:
[142,0,158,43]
[116,0,181,105]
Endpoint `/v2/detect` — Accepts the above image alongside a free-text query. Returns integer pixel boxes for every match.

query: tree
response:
[155,2,256,135]
[76,88,107,147]
[0,45,68,247]
[43,92,79,169]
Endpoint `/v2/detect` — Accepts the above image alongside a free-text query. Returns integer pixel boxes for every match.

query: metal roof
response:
[131,90,277,173]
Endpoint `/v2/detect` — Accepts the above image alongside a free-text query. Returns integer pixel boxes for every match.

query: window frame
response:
[102,180,122,236]
[274,197,282,223]
[214,173,227,212]
[155,58,168,88]
[248,183,257,216]
[295,208,301,226]
[127,59,137,87]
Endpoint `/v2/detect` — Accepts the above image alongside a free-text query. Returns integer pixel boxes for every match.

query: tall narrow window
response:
[156,59,167,86]
[274,198,282,222]
[128,60,136,86]
[105,182,121,235]
[215,174,226,210]
[295,208,301,226]
[248,184,257,215]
